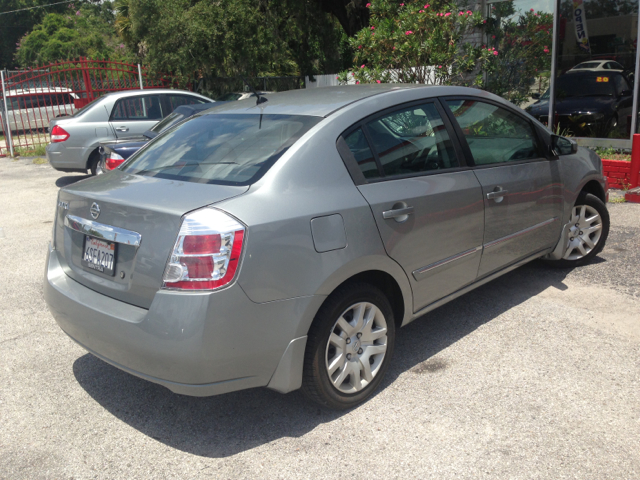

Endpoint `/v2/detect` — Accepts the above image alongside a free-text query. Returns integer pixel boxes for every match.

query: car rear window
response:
[121,113,321,186]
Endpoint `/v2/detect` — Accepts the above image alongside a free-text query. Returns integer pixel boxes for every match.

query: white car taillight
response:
[162,208,245,291]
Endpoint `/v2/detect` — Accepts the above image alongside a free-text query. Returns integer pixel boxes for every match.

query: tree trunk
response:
[315,0,370,36]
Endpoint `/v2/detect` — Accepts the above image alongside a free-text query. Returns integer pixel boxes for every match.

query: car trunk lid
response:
[54,170,248,308]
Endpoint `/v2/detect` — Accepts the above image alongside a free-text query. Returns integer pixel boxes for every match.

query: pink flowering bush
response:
[338,0,493,86]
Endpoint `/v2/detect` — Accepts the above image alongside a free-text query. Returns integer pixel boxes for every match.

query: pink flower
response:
[544,49,550,53]
[393,46,396,50]
[530,8,535,12]
[336,76,339,79]
[352,72,355,76]
[358,45,362,49]
[483,19,486,23]
[419,10,424,13]
[361,64,365,68]
[405,30,413,35]
[543,45,548,48]
[366,2,371,6]
[400,3,404,5]
[376,80,381,83]
[444,12,451,17]
[459,11,464,15]
[356,81,360,84]
[467,10,472,14]
[492,35,496,39]
[75,10,81,15]
[438,65,442,68]
[424,4,430,8]
[493,51,499,55]
[370,26,375,30]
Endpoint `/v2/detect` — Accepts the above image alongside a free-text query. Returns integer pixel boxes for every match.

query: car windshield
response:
[149,112,184,133]
[540,75,617,99]
[121,113,321,186]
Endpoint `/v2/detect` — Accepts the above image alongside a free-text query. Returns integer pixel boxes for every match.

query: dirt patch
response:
[411,358,448,374]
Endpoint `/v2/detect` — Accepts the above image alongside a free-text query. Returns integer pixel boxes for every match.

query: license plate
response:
[82,236,116,276]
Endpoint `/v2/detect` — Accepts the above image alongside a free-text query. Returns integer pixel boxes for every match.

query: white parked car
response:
[0,87,77,133]
[567,60,624,73]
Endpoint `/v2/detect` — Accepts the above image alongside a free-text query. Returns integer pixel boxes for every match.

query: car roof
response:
[100,89,207,100]
[202,84,480,117]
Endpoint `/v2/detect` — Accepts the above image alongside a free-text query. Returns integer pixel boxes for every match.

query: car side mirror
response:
[551,135,578,156]
[531,93,541,100]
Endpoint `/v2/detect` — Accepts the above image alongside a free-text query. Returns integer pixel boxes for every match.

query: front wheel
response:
[301,283,396,410]
[545,192,609,268]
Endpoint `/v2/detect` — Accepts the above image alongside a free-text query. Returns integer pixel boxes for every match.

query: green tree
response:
[0,0,71,69]
[339,0,493,86]
[15,2,134,66]
[117,0,349,88]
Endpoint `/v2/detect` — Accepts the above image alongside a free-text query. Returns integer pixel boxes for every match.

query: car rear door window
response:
[167,95,207,112]
[365,103,459,177]
[445,100,541,165]
[343,128,380,180]
[111,96,163,121]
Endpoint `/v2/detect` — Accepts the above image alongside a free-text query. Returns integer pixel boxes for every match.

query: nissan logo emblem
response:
[90,202,100,219]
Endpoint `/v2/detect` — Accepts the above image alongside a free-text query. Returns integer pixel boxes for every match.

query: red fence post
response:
[631,134,640,189]
[80,57,94,103]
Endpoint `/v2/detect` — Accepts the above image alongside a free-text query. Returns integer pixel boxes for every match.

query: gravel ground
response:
[1,158,639,479]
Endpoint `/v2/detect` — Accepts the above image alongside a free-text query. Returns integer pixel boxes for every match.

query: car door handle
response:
[115,126,129,132]
[382,206,414,220]
[486,189,509,200]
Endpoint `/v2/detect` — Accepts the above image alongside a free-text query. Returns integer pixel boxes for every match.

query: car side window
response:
[111,96,163,121]
[446,99,541,165]
[343,128,380,180]
[167,95,207,113]
[365,102,459,177]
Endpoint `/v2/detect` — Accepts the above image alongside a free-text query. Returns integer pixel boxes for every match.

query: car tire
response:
[88,150,100,176]
[301,283,395,410]
[544,192,609,269]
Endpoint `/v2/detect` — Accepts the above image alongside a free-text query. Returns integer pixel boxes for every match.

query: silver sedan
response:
[44,85,609,409]
[45,89,212,175]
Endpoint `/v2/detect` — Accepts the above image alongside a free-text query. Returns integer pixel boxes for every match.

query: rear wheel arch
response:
[86,148,100,175]
[315,270,406,332]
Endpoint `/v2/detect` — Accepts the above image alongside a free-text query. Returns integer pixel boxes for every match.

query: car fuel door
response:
[444,98,564,278]
[340,101,485,313]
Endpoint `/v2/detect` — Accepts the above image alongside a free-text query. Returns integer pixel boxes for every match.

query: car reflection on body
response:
[526,71,633,136]
[45,85,609,410]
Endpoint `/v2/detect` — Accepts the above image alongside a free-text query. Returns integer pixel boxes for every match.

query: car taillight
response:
[162,208,246,291]
[50,125,70,143]
[105,152,125,170]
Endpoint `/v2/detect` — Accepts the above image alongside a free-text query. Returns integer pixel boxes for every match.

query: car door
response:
[443,98,563,278]
[109,94,163,138]
[338,100,485,312]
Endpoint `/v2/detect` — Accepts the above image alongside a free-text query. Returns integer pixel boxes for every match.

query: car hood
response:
[528,96,615,116]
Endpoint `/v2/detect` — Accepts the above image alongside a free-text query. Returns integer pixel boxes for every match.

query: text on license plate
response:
[83,236,116,275]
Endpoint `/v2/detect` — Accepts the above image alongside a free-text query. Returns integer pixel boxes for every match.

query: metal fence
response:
[0,58,171,156]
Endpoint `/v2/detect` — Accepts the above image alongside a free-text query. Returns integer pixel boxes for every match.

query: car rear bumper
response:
[46,142,87,171]
[44,245,322,396]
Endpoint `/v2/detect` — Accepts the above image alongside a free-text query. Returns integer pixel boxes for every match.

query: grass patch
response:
[13,144,47,157]
[609,196,626,204]
[592,147,631,161]
[32,157,48,165]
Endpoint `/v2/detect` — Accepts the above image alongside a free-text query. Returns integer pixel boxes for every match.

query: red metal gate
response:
[0,58,171,156]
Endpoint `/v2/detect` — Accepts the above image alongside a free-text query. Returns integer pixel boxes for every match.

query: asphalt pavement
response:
[1,157,639,479]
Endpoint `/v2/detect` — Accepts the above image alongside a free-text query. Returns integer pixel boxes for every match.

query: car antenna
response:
[241,76,268,105]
